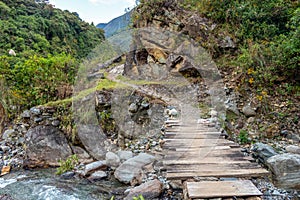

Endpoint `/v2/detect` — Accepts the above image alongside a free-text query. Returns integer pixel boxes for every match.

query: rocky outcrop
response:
[114,153,156,185]
[267,153,300,189]
[251,143,278,163]
[96,90,165,147]
[24,125,72,167]
[124,179,163,200]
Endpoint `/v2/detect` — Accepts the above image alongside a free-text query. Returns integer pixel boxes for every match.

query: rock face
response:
[124,179,163,200]
[24,125,72,167]
[114,153,156,185]
[251,143,278,163]
[267,153,300,189]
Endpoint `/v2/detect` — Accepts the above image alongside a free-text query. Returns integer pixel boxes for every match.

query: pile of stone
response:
[251,143,300,191]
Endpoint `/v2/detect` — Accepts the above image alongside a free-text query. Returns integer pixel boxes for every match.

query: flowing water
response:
[0,169,123,200]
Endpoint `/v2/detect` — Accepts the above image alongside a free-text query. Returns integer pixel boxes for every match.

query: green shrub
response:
[238,130,249,144]
[56,154,79,175]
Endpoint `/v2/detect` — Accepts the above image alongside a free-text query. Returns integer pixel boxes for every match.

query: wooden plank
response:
[164,162,263,172]
[187,181,262,198]
[163,157,253,165]
[167,168,269,179]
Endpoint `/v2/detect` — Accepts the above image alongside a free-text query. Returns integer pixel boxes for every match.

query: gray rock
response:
[242,105,256,117]
[114,153,156,185]
[20,110,30,118]
[77,125,114,160]
[29,107,41,116]
[71,146,92,163]
[251,143,278,163]
[88,170,107,181]
[51,120,60,127]
[105,152,120,168]
[267,153,300,189]
[2,129,15,140]
[60,171,75,179]
[285,145,300,154]
[117,151,133,162]
[128,103,138,113]
[34,117,43,123]
[24,125,72,167]
[124,179,163,200]
[247,117,255,124]
[84,160,107,176]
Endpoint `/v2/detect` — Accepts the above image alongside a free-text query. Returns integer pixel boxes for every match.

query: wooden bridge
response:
[162,119,269,199]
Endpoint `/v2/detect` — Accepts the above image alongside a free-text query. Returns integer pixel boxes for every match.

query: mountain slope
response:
[97,11,132,37]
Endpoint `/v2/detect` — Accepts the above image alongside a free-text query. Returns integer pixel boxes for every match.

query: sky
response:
[49,0,136,24]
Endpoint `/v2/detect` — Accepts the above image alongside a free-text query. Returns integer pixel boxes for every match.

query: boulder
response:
[267,153,300,189]
[24,125,72,167]
[114,153,156,185]
[77,125,115,160]
[105,152,120,168]
[251,143,278,163]
[124,179,163,200]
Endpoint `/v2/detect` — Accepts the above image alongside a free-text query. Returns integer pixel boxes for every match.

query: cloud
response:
[89,0,136,6]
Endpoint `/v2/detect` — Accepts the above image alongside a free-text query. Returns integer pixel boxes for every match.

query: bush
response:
[56,154,79,175]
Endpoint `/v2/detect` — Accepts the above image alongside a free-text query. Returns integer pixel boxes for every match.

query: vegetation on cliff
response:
[0,0,104,113]
[133,0,299,140]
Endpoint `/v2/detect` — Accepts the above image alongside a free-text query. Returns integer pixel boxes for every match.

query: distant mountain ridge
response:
[96,11,132,37]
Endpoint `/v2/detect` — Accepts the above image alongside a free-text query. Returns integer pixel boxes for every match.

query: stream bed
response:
[0,169,124,200]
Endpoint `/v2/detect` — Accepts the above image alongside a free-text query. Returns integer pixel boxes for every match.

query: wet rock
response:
[251,143,278,163]
[105,152,120,168]
[124,179,163,200]
[242,105,256,117]
[24,125,72,167]
[88,170,107,181]
[114,153,156,185]
[117,151,133,162]
[285,145,300,154]
[83,160,107,176]
[60,171,75,179]
[267,153,300,189]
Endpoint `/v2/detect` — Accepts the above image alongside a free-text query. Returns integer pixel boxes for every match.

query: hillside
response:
[132,0,299,141]
[96,10,132,37]
[0,0,104,111]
